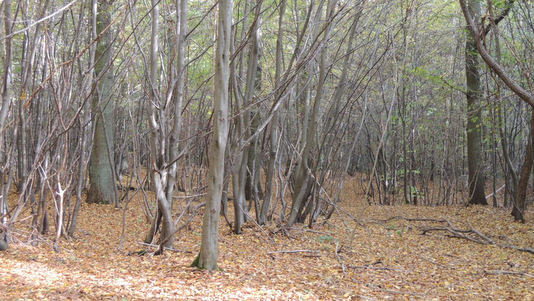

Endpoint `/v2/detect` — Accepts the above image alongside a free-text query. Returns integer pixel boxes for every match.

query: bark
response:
[0,0,13,228]
[288,0,336,226]
[144,0,188,250]
[69,0,95,237]
[259,0,286,225]
[459,0,534,107]
[194,0,231,271]
[464,0,487,205]
[0,0,12,136]
[512,111,534,222]
[87,0,117,205]
[0,238,7,251]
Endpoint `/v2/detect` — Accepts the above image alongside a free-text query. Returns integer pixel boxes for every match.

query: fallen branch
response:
[485,184,506,199]
[348,265,403,272]
[421,227,490,245]
[267,249,319,255]
[500,244,534,255]
[484,270,534,277]
[375,216,534,255]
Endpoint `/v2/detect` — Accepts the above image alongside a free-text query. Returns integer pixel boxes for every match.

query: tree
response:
[144,0,189,251]
[464,0,487,205]
[0,0,13,230]
[260,0,287,225]
[460,0,534,216]
[459,0,534,107]
[192,0,232,270]
[512,111,533,222]
[87,0,117,205]
[288,0,331,226]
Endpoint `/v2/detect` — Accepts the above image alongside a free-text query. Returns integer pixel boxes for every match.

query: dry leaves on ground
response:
[1,184,533,300]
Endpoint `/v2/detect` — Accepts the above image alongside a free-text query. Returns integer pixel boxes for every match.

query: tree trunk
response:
[87,0,117,205]
[512,110,534,222]
[459,0,534,108]
[465,0,487,205]
[143,0,188,250]
[193,0,231,271]
[0,0,13,228]
[288,0,337,226]
[260,0,286,225]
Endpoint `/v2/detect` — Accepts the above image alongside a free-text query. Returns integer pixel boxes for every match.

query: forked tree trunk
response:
[144,0,188,250]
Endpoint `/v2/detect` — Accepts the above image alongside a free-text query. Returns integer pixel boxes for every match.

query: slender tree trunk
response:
[193,0,231,270]
[0,0,12,136]
[288,0,337,226]
[70,0,95,237]
[260,0,287,225]
[0,0,13,229]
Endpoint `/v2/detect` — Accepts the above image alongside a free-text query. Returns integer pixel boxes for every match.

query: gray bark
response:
[288,0,337,226]
[194,0,231,270]
[144,0,188,250]
[87,0,117,205]
[260,0,286,225]
[0,0,13,228]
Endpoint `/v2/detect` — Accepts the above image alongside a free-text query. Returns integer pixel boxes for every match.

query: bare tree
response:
[193,0,232,270]
[144,0,189,250]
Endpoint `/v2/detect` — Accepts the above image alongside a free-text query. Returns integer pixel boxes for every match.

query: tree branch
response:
[459,0,534,107]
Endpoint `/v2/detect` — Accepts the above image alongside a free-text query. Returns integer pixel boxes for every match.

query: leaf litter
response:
[1,180,533,300]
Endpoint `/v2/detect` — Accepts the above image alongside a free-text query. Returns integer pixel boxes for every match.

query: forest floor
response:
[1,178,534,300]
